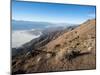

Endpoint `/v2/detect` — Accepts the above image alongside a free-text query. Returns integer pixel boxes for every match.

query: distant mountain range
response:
[12,20,76,30]
[12,20,77,48]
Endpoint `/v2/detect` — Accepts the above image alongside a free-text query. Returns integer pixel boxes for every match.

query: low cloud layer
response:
[12,30,41,48]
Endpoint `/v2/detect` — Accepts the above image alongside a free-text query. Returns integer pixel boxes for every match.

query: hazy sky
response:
[12,0,96,24]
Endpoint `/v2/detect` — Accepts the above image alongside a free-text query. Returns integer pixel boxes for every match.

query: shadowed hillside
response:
[12,19,96,74]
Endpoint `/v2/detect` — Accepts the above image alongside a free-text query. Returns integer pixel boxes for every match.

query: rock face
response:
[12,19,96,74]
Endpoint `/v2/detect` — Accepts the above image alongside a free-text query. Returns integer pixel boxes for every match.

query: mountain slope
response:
[12,19,96,74]
[12,26,76,57]
[45,19,95,51]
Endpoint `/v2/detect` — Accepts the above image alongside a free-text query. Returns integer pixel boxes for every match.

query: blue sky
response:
[12,0,96,24]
